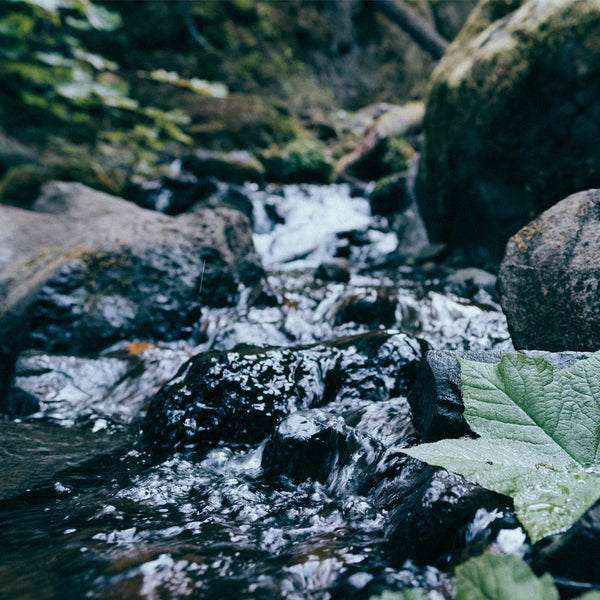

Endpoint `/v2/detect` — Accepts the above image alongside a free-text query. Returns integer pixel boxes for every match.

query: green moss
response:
[424,0,600,215]
[260,138,334,184]
[381,135,416,174]
[0,163,46,208]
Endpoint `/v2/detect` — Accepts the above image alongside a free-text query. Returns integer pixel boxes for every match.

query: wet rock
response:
[369,172,411,216]
[1,386,39,417]
[326,331,424,401]
[445,267,498,303]
[142,330,424,453]
[370,454,513,567]
[408,349,591,442]
[260,139,334,184]
[212,184,255,223]
[0,182,262,357]
[261,409,384,496]
[407,350,480,442]
[498,189,600,351]
[418,0,600,263]
[335,102,423,181]
[124,174,219,215]
[531,497,600,595]
[315,259,351,283]
[180,149,265,184]
[332,290,397,329]
[5,342,193,425]
[343,397,418,448]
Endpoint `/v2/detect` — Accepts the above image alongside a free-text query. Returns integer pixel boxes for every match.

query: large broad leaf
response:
[368,553,600,600]
[404,352,600,542]
[456,553,558,600]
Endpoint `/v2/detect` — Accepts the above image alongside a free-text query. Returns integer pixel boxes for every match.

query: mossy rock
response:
[260,138,334,184]
[418,0,600,263]
[180,149,265,184]
[184,94,299,152]
[370,172,411,216]
[0,164,47,208]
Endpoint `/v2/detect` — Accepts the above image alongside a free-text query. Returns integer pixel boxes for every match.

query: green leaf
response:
[368,590,428,600]
[370,553,600,600]
[404,352,600,542]
[456,553,558,600]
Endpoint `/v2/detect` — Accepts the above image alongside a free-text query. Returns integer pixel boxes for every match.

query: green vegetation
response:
[404,352,600,543]
[260,138,334,183]
[0,0,442,193]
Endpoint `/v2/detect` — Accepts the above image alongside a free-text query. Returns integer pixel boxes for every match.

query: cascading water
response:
[0,183,515,599]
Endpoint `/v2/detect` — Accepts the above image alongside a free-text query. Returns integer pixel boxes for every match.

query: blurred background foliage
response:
[0,0,474,194]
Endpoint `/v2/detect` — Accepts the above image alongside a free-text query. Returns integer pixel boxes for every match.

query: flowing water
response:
[0,184,514,599]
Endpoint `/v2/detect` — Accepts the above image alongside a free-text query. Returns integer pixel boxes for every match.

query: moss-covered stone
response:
[180,149,265,184]
[0,164,46,208]
[370,172,411,216]
[418,0,600,264]
[260,138,334,184]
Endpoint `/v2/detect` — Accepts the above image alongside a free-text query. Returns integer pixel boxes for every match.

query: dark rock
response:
[418,0,600,264]
[327,330,424,401]
[413,243,448,265]
[0,182,262,358]
[335,103,423,181]
[343,397,418,447]
[142,330,424,453]
[430,0,478,41]
[124,174,219,215]
[337,229,371,247]
[315,259,351,283]
[304,120,338,142]
[214,184,254,224]
[445,267,498,302]
[0,164,47,209]
[180,149,265,184]
[370,454,513,567]
[6,343,190,423]
[261,409,384,496]
[408,349,592,442]
[1,387,40,417]
[260,139,334,184]
[369,172,411,216]
[332,290,397,329]
[407,349,498,442]
[498,189,600,351]
[531,497,600,595]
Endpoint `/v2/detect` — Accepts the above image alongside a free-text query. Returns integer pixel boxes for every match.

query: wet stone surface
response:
[142,330,424,453]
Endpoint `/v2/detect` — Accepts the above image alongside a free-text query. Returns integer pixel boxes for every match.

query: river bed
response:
[0,183,514,599]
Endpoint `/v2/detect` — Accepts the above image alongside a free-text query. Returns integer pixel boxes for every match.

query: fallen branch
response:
[371,0,449,59]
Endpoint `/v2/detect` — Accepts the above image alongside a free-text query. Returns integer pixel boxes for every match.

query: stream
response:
[0,183,515,599]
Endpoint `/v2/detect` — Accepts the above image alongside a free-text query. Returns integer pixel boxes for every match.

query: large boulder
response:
[417,0,600,264]
[498,188,600,351]
[0,182,263,358]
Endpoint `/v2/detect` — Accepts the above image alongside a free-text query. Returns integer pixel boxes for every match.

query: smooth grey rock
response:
[0,182,262,357]
[498,189,600,351]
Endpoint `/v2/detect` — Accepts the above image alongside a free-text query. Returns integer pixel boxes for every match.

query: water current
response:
[0,184,514,599]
